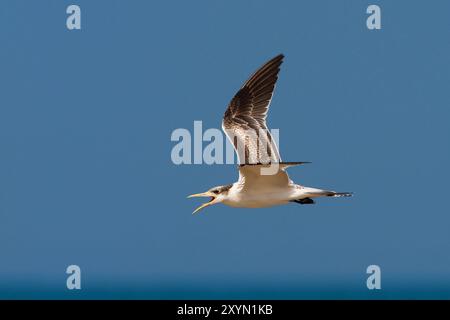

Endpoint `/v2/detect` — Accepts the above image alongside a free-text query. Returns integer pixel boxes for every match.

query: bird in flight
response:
[188,54,352,214]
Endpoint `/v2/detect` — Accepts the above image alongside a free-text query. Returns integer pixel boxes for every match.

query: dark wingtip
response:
[238,161,311,167]
[267,54,284,65]
[283,161,311,165]
[275,53,284,63]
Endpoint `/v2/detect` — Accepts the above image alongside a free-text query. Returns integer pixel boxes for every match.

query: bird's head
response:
[187,184,232,214]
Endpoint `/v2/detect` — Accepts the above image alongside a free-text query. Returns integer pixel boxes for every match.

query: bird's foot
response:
[291,198,315,205]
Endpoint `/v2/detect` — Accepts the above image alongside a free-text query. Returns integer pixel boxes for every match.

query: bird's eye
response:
[212,190,219,194]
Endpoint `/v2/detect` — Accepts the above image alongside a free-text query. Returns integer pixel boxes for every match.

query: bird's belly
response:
[223,191,292,208]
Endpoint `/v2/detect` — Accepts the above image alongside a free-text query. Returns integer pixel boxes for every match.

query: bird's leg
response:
[291,198,315,205]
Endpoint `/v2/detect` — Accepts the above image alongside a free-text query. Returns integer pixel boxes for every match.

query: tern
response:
[188,54,352,214]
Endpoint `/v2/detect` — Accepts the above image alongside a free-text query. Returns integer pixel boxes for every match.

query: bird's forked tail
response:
[303,187,353,198]
[327,192,353,198]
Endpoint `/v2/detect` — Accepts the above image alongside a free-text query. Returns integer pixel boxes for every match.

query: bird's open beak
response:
[187,192,218,214]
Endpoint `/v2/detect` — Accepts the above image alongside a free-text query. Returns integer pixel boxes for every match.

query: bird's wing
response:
[222,54,284,165]
[238,164,292,191]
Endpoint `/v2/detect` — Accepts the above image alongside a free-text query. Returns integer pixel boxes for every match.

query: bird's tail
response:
[303,187,353,198]
[327,192,353,198]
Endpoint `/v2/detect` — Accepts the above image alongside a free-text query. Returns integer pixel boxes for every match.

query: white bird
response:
[188,54,352,214]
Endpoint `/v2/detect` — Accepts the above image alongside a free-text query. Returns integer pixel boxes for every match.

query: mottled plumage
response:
[222,54,283,165]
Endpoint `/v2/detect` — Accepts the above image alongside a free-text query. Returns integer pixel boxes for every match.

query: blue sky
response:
[0,0,450,299]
